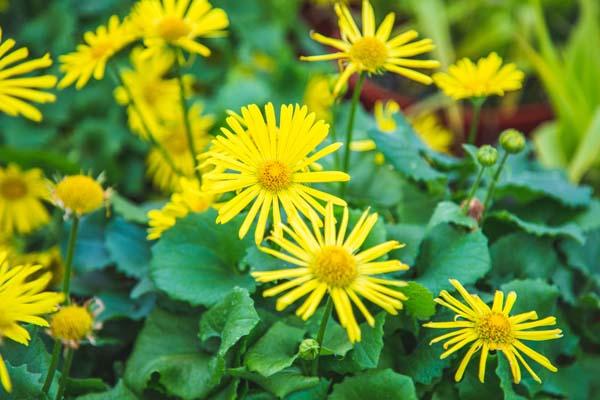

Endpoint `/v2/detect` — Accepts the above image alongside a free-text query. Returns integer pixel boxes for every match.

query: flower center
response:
[350,37,388,72]
[257,160,292,192]
[50,305,94,341]
[475,312,513,347]
[0,177,28,200]
[158,15,190,42]
[55,175,104,215]
[311,246,357,287]
[164,129,189,155]
[90,39,114,59]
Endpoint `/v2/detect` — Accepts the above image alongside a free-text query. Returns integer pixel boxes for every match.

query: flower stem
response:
[174,50,203,185]
[55,348,74,400]
[340,73,366,196]
[462,166,486,214]
[62,216,79,305]
[467,98,485,145]
[311,296,333,376]
[483,151,509,211]
[108,65,184,177]
[41,341,61,395]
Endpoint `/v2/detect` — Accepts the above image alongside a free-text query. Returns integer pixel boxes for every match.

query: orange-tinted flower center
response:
[311,246,357,287]
[0,177,28,200]
[350,37,388,71]
[257,160,292,192]
[158,16,191,42]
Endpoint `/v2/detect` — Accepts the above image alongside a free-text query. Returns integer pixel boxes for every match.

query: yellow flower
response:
[201,103,350,244]
[114,47,186,140]
[0,164,50,236]
[49,299,103,349]
[0,251,64,393]
[146,103,214,192]
[58,15,135,90]
[53,174,109,216]
[301,0,439,95]
[0,28,56,122]
[147,177,214,240]
[253,203,409,343]
[130,0,229,58]
[424,279,562,384]
[433,52,525,101]
[14,246,64,289]
[303,75,335,122]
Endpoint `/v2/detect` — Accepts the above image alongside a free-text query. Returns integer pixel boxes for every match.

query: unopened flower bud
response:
[298,338,320,361]
[499,129,525,154]
[477,145,498,167]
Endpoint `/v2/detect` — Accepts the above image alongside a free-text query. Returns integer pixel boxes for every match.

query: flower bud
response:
[298,338,320,361]
[499,129,525,154]
[477,145,498,167]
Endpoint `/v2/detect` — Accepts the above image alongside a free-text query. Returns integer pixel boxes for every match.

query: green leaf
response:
[105,217,151,279]
[330,369,417,400]
[199,287,260,356]
[124,308,224,399]
[399,281,436,320]
[496,356,528,400]
[427,201,477,231]
[68,211,113,273]
[76,381,137,400]
[305,307,353,357]
[385,223,426,266]
[111,193,149,224]
[415,224,491,294]
[244,321,305,377]
[397,327,450,385]
[151,211,255,306]
[67,377,108,397]
[0,145,79,175]
[568,107,600,182]
[500,279,560,317]
[487,210,585,244]
[228,367,320,398]
[3,362,54,400]
[559,228,600,276]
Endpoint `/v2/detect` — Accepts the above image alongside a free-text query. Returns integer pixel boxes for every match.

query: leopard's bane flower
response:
[301,0,439,95]
[252,203,410,343]
[433,52,524,101]
[58,15,135,89]
[53,174,109,216]
[49,299,103,349]
[0,251,64,393]
[0,164,50,236]
[147,177,215,240]
[201,103,350,244]
[130,0,229,58]
[424,279,562,383]
[303,75,335,122]
[0,28,56,122]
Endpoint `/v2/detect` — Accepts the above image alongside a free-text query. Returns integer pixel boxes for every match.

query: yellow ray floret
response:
[0,251,64,393]
[0,28,56,122]
[301,0,439,95]
[433,52,525,100]
[0,164,50,236]
[201,102,350,244]
[424,279,562,384]
[252,203,410,343]
[130,0,229,58]
[58,15,135,89]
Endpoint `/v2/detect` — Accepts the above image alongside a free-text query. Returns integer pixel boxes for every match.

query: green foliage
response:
[330,369,417,400]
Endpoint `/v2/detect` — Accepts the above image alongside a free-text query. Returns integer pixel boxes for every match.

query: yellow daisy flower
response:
[0,28,56,122]
[201,103,350,244]
[0,251,64,393]
[253,203,409,343]
[0,164,50,236]
[301,0,439,95]
[303,75,335,122]
[14,246,64,289]
[58,15,135,90]
[52,174,110,217]
[433,52,525,101]
[49,298,103,349]
[424,279,562,384]
[147,177,215,240]
[130,0,229,58]
[146,103,214,192]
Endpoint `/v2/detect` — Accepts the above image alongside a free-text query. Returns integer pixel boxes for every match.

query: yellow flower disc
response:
[55,175,104,215]
[311,246,357,287]
[50,305,94,342]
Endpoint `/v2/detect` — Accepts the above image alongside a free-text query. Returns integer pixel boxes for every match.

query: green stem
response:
[108,65,184,177]
[41,341,61,395]
[483,151,509,210]
[462,166,486,214]
[61,216,79,304]
[340,73,366,197]
[55,348,74,400]
[467,98,485,145]
[311,297,333,376]
[174,50,203,185]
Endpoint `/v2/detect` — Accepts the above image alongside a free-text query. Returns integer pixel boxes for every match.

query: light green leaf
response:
[330,369,417,400]
[385,223,426,266]
[568,107,600,182]
[199,287,260,356]
[105,217,151,279]
[228,367,320,398]
[110,193,149,224]
[427,201,477,231]
[399,281,436,320]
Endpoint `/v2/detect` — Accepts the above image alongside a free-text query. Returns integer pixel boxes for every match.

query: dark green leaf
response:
[487,210,585,243]
[76,381,137,400]
[228,367,320,398]
[105,217,151,279]
[330,369,417,400]
[428,201,477,231]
